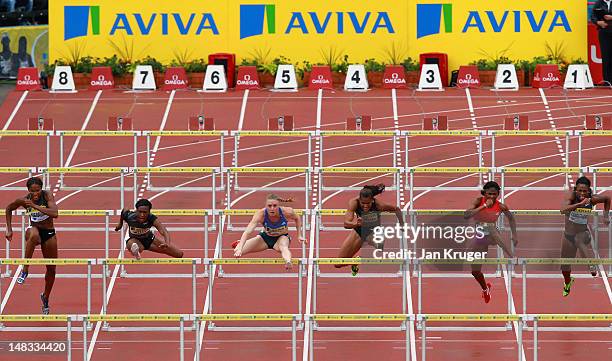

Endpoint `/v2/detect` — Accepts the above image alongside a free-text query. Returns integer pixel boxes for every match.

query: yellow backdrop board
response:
[49,1,585,72]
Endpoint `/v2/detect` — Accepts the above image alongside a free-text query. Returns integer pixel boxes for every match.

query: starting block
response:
[268,115,294,131]
[28,117,54,131]
[504,115,529,130]
[107,116,133,131]
[584,115,612,130]
[188,115,215,130]
[346,115,372,130]
[423,115,448,130]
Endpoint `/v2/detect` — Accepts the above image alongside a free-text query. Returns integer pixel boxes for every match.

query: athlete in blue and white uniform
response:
[5,177,59,314]
[560,176,610,296]
[232,194,305,270]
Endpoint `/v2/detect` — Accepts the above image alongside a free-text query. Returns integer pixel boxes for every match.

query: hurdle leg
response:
[417,261,422,315]
[212,172,217,230]
[233,135,239,188]
[146,134,151,186]
[517,316,523,361]
[491,133,496,168]
[220,133,225,189]
[133,134,138,172]
[309,317,314,361]
[82,318,88,361]
[298,261,303,316]
[409,171,414,211]
[21,214,25,257]
[120,170,125,210]
[192,260,197,317]
[405,134,409,168]
[195,316,201,361]
[578,134,583,172]
[292,317,297,361]
[522,261,527,315]
[319,135,324,167]
[478,133,483,186]
[87,262,92,316]
[59,134,64,187]
[104,214,110,263]
[405,315,410,361]
[313,262,318,314]
[533,317,538,361]
[66,316,72,361]
[204,215,209,273]
[402,261,407,314]
[179,317,185,361]
[420,318,426,361]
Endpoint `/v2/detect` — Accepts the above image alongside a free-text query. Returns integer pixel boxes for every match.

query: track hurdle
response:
[415,258,513,324]
[317,130,400,169]
[227,167,311,203]
[528,314,612,361]
[407,167,492,210]
[308,314,410,360]
[200,314,299,358]
[143,130,227,189]
[519,258,612,318]
[57,130,140,188]
[230,131,314,184]
[418,314,523,361]
[403,130,483,172]
[317,167,403,206]
[497,167,581,195]
[0,258,95,318]
[0,314,77,360]
[206,259,304,327]
[221,208,308,254]
[100,258,201,322]
[313,258,408,314]
[0,167,36,192]
[40,167,132,209]
[576,130,612,169]
[489,130,571,168]
[0,130,51,186]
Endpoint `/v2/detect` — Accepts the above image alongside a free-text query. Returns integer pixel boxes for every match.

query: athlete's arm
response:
[500,203,518,246]
[377,200,405,226]
[284,207,307,244]
[26,191,58,218]
[464,197,485,219]
[560,191,589,214]
[153,218,171,244]
[592,194,610,224]
[343,199,361,229]
[5,198,26,242]
[115,209,129,231]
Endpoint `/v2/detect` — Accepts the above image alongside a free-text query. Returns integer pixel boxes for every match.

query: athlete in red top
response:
[464,181,518,303]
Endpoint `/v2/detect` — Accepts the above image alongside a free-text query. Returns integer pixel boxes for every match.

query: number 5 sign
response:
[273,64,298,91]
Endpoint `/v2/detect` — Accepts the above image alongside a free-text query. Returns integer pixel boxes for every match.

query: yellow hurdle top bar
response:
[152,209,208,216]
[499,167,580,173]
[0,167,36,173]
[320,167,401,173]
[232,130,312,137]
[89,314,183,322]
[0,130,52,136]
[316,258,405,265]
[576,130,612,136]
[410,167,490,173]
[0,315,70,322]
[0,258,91,265]
[221,209,306,215]
[490,130,569,136]
[104,258,199,265]
[405,130,481,136]
[43,167,126,173]
[147,130,226,136]
[424,314,520,321]
[229,167,308,173]
[211,258,300,265]
[320,130,398,136]
[59,210,110,216]
[535,314,612,321]
[135,167,217,173]
[313,314,407,321]
[58,130,140,136]
[200,314,295,321]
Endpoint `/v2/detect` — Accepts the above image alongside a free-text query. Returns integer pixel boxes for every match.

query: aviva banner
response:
[49,0,585,71]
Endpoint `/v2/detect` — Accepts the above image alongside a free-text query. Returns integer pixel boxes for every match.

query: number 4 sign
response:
[51,66,77,92]
[344,64,368,91]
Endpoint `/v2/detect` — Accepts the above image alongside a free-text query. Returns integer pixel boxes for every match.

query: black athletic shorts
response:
[127,232,155,250]
[259,231,290,249]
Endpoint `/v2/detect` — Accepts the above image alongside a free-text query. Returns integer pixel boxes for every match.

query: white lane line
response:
[1,90,29,133]
[237,89,250,131]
